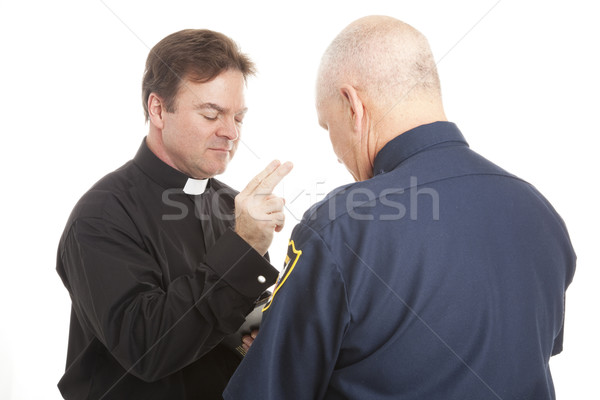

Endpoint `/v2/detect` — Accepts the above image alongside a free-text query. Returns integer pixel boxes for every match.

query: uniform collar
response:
[133,138,209,194]
[372,121,468,176]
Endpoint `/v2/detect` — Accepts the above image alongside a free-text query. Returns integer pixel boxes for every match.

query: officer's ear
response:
[339,84,365,134]
[148,93,166,130]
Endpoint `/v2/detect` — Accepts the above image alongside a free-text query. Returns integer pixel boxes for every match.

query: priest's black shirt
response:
[56,139,278,399]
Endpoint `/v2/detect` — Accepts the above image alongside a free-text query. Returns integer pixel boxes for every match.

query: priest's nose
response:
[218,118,240,141]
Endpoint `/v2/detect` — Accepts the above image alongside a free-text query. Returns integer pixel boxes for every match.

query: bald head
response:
[317,16,442,111]
[316,16,446,182]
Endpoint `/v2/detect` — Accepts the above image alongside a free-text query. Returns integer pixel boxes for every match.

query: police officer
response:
[224,16,575,400]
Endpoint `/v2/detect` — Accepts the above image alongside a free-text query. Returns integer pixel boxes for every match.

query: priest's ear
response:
[147,93,166,130]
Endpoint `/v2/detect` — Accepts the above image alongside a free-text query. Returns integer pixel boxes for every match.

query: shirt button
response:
[257,275,266,284]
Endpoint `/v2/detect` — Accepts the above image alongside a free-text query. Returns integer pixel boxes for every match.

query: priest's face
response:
[160,69,247,179]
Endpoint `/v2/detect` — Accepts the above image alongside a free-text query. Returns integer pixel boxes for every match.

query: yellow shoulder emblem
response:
[262,240,302,312]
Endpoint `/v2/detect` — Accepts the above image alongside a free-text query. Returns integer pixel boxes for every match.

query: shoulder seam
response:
[306,172,531,232]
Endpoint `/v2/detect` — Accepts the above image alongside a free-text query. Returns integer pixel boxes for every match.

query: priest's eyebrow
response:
[194,102,248,115]
[195,102,225,113]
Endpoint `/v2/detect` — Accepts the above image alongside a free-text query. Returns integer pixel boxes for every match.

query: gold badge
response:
[262,240,302,311]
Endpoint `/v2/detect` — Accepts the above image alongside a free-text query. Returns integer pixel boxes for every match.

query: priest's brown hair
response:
[142,29,256,122]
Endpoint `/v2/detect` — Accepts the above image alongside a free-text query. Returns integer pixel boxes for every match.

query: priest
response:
[56,29,292,399]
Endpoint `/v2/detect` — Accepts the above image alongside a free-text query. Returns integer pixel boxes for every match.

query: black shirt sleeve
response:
[59,215,277,383]
[205,229,277,297]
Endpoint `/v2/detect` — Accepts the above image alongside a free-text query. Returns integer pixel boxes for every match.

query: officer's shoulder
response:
[300,178,379,231]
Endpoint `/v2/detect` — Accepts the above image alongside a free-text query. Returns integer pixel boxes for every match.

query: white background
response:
[1,0,598,398]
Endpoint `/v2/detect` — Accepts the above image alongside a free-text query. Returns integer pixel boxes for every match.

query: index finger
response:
[241,160,281,194]
[257,161,293,194]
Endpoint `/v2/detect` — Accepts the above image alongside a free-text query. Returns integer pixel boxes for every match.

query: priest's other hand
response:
[241,330,259,353]
[235,160,293,256]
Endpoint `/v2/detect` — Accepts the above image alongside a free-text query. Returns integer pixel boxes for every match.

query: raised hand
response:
[235,160,293,256]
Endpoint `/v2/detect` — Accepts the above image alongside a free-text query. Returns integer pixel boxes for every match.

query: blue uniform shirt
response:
[224,122,576,400]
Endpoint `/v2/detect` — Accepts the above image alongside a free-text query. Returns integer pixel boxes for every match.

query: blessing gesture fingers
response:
[235,160,293,255]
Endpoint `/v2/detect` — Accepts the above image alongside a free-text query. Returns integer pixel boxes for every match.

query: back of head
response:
[142,29,256,122]
[317,16,441,112]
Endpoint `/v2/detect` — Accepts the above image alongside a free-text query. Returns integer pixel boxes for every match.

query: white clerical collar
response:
[183,177,208,195]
